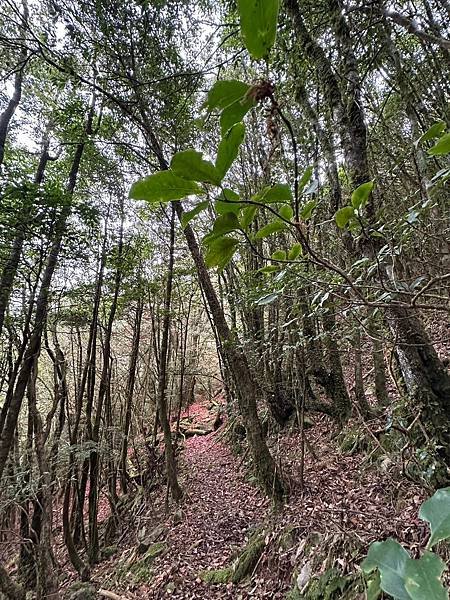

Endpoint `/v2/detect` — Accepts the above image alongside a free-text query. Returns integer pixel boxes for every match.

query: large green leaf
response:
[237,0,280,60]
[170,150,221,185]
[351,181,374,209]
[181,201,209,229]
[204,236,239,270]
[205,213,241,243]
[253,183,293,204]
[254,220,288,239]
[428,133,450,156]
[215,189,242,215]
[129,171,203,203]
[216,123,245,178]
[220,98,255,135]
[205,80,251,111]
[419,487,450,548]
[362,539,411,600]
[404,552,447,600]
[335,206,355,228]
[418,121,446,144]
[288,243,302,260]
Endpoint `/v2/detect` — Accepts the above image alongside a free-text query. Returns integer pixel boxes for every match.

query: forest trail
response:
[89,400,431,600]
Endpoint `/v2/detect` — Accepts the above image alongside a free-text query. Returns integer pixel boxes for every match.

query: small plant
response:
[362,487,450,599]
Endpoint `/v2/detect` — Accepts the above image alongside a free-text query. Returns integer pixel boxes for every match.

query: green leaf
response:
[278,204,293,220]
[171,150,222,185]
[129,171,204,203]
[253,183,293,204]
[271,249,286,260]
[240,205,259,229]
[419,487,450,548]
[256,292,279,305]
[181,201,209,229]
[254,220,287,239]
[428,133,450,156]
[335,206,355,228]
[216,123,245,178]
[418,121,446,144]
[288,243,302,260]
[351,181,374,210]
[215,189,242,215]
[362,539,411,600]
[300,200,317,221]
[366,572,382,600]
[237,0,280,60]
[204,236,239,270]
[298,166,313,194]
[404,552,447,600]
[205,80,251,111]
[259,265,279,273]
[205,212,241,243]
[220,98,255,135]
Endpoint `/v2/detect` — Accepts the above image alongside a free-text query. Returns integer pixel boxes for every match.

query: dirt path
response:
[145,430,270,598]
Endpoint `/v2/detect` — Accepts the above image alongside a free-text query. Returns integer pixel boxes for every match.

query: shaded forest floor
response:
[73,398,433,599]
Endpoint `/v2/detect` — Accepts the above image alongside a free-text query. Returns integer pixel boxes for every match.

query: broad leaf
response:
[419,487,450,548]
[204,236,239,270]
[240,205,259,229]
[278,204,293,220]
[130,171,203,203]
[220,98,255,134]
[362,539,410,600]
[254,184,293,204]
[216,123,245,178]
[404,552,447,600]
[216,189,242,215]
[205,213,241,243]
[237,0,280,60]
[418,121,446,144]
[205,80,251,111]
[351,181,374,210]
[254,220,287,239]
[335,206,355,228]
[300,200,317,221]
[428,133,450,156]
[271,249,286,260]
[181,201,209,229]
[171,150,221,185]
[288,243,302,260]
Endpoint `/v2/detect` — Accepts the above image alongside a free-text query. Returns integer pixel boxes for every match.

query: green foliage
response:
[351,181,374,209]
[215,122,245,178]
[419,487,450,548]
[171,149,222,185]
[205,80,251,111]
[300,200,317,221]
[237,0,280,60]
[428,133,450,156]
[254,220,288,239]
[204,236,240,270]
[335,206,355,228]
[253,183,292,204]
[362,488,450,599]
[418,121,446,144]
[129,171,204,203]
[215,189,242,215]
[220,97,255,134]
[181,201,209,228]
